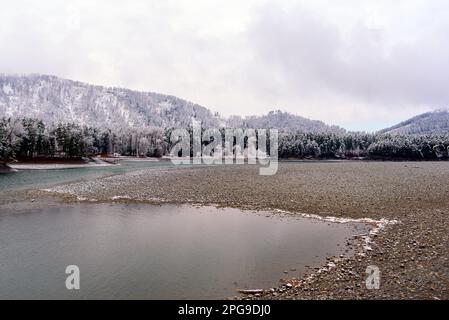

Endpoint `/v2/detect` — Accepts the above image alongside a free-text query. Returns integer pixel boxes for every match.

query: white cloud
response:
[0,0,448,131]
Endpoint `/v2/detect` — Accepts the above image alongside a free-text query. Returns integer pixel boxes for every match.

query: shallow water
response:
[0,203,368,299]
[0,160,176,192]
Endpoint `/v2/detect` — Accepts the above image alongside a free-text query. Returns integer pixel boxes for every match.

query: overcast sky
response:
[1,0,448,131]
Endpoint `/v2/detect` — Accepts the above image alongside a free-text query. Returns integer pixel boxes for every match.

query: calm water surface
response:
[0,203,368,299]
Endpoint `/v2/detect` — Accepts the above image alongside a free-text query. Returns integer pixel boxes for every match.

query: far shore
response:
[8,163,112,170]
[4,157,113,171]
[2,155,447,172]
[1,156,170,171]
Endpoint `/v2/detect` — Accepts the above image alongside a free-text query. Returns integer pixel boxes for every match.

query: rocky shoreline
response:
[35,162,449,300]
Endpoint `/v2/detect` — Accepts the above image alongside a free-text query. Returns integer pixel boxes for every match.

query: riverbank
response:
[0,163,17,173]
[36,162,449,299]
[5,157,116,170]
[2,156,169,171]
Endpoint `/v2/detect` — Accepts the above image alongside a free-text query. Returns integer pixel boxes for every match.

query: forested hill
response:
[0,74,344,133]
[0,74,220,129]
[226,110,346,134]
[379,110,449,135]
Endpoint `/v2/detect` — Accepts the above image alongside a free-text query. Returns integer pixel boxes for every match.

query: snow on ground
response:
[9,162,114,170]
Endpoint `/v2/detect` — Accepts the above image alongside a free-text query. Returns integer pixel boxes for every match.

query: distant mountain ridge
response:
[0,74,344,133]
[227,110,346,134]
[379,109,449,135]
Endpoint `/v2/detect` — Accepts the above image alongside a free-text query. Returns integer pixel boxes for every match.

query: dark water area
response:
[0,203,368,299]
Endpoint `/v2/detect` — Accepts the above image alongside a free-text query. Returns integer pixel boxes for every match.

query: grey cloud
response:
[248,2,449,108]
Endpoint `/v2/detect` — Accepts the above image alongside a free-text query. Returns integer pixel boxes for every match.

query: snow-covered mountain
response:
[379,110,449,135]
[0,74,219,129]
[0,74,344,133]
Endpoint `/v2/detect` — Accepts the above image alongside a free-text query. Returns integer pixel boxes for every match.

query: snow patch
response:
[3,84,13,95]
[111,196,131,200]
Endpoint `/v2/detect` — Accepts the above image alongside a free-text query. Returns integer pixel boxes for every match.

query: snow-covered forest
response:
[2,117,449,162]
[0,75,345,134]
[379,109,449,135]
[277,131,449,159]
[0,118,168,160]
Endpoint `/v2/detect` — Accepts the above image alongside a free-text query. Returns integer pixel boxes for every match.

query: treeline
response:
[0,118,168,161]
[278,132,449,160]
[1,117,449,162]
